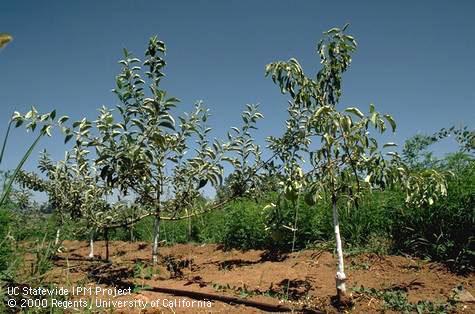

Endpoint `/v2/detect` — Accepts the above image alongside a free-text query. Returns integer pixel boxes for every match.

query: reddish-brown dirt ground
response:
[26,241,474,313]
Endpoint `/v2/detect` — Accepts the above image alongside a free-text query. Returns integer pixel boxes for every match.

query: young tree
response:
[266,25,447,302]
[17,149,113,257]
[402,125,474,169]
[52,37,225,264]
[219,104,268,198]
[17,36,269,263]
[17,152,71,245]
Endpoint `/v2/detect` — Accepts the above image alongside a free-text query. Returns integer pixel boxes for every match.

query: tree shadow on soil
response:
[86,263,134,290]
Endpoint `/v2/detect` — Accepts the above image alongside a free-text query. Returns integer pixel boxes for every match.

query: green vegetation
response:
[352,285,458,313]
[0,25,473,311]
[392,152,475,274]
[6,150,471,274]
[127,153,473,274]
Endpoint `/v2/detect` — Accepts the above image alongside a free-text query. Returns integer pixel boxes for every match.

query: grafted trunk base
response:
[336,292,353,307]
[335,280,353,307]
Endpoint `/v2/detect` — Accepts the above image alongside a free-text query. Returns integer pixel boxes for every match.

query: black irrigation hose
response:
[147,286,323,313]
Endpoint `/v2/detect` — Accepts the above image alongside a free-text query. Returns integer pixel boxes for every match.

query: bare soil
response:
[31,241,474,313]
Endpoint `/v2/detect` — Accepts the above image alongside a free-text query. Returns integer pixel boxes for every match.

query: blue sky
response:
[1,1,474,196]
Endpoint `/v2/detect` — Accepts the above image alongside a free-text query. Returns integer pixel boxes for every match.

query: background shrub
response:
[221,199,267,250]
[392,154,474,273]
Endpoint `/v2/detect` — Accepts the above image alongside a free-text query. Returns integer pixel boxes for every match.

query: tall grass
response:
[0,119,45,207]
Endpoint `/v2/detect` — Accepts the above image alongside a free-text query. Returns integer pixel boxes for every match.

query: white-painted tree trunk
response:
[152,215,161,264]
[332,198,347,298]
[130,225,135,242]
[88,229,95,259]
[54,228,61,246]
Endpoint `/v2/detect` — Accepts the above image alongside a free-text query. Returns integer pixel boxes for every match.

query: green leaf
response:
[197,179,208,189]
[323,133,333,144]
[345,107,364,118]
[44,125,52,137]
[0,133,43,206]
[364,174,372,183]
[15,119,23,128]
[29,121,37,132]
[370,112,377,125]
[0,33,13,49]
[159,121,175,130]
[369,103,375,113]
[384,114,396,132]
[315,106,331,118]
[58,116,69,124]
[64,134,73,144]
[341,116,352,132]
[0,121,13,165]
[325,27,340,34]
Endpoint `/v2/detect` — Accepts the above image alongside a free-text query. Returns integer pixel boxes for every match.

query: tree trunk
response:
[188,216,192,241]
[332,195,347,300]
[152,174,163,265]
[88,229,95,258]
[152,214,161,264]
[54,228,61,246]
[129,225,135,242]
[186,208,192,241]
[104,228,110,261]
